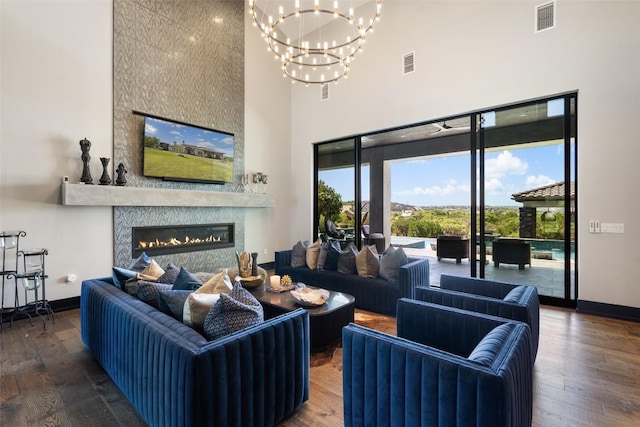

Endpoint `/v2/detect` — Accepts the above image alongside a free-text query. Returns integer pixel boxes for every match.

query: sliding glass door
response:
[475,95,576,304]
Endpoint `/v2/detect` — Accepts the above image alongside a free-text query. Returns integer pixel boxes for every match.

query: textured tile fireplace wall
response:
[112,0,244,271]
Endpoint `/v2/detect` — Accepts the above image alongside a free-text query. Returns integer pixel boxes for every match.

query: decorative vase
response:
[236,251,251,278]
[99,157,111,185]
[79,138,93,184]
[251,252,258,276]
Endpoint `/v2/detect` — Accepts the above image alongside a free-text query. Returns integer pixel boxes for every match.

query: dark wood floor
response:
[1,306,640,426]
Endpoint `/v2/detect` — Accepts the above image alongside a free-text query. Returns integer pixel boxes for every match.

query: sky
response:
[144,117,235,157]
[319,143,571,207]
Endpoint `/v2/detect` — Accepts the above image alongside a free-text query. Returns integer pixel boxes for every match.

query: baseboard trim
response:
[577,300,640,323]
[50,296,81,312]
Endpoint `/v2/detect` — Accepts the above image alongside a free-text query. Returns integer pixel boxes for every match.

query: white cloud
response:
[526,175,556,188]
[170,130,182,137]
[395,180,469,197]
[485,177,504,192]
[485,150,528,179]
[145,123,157,134]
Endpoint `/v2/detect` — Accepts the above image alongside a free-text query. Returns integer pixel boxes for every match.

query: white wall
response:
[0,0,113,301]
[288,0,640,308]
[244,7,294,261]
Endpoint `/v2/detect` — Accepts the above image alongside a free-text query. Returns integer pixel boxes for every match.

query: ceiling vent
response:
[536,1,556,32]
[403,52,415,75]
[321,83,329,101]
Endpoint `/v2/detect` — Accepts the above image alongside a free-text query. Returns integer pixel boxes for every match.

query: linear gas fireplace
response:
[132,223,234,257]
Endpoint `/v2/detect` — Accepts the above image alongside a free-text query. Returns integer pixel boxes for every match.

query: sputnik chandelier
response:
[248,0,382,85]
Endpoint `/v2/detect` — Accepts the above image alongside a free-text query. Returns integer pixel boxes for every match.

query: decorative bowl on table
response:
[290,287,330,307]
[238,275,263,289]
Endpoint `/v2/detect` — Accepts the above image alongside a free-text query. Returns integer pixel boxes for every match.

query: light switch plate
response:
[589,221,595,233]
[594,221,600,233]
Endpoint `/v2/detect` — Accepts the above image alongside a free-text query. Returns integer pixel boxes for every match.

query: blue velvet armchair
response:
[342,298,533,427]
[415,274,540,362]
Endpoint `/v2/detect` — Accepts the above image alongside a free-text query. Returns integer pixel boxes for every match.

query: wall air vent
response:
[321,83,329,101]
[536,1,556,32]
[403,52,415,75]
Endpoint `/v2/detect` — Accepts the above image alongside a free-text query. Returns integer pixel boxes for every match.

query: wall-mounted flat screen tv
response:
[135,111,235,184]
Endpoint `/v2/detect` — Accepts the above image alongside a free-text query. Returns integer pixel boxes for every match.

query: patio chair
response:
[436,234,470,263]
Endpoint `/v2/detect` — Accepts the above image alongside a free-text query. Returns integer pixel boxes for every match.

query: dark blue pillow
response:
[158,289,192,320]
[112,267,137,289]
[468,323,514,366]
[172,267,203,291]
[322,242,341,271]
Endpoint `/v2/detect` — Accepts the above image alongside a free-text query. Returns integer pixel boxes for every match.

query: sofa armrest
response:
[440,274,517,299]
[275,249,293,274]
[398,257,430,299]
[342,320,532,427]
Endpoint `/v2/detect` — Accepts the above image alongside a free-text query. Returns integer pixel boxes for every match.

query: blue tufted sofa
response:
[416,274,540,362]
[343,298,533,427]
[81,278,310,427]
[275,249,430,316]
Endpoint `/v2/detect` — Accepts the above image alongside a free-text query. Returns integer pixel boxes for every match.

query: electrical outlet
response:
[263,248,268,255]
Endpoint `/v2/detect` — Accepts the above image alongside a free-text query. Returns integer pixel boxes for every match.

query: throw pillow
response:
[337,243,358,275]
[112,267,138,290]
[197,271,233,294]
[172,267,203,291]
[128,252,151,271]
[184,293,222,328]
[356,245,379,278]
[291,240,309,268]
[157,263,180,284]
[137,259,165,281]
[323,242,341,271]
[468,323,514,366]
[202,282,264,341]
[124,278,140,295]
[157,289,192,320]
[317,240,340,270]
[378,246,409,282]
[136,280,173,307]
[503,285,527,303]
[306,239,321,269]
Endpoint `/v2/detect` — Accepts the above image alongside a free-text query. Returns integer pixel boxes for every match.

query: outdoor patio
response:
[397,238,574,299]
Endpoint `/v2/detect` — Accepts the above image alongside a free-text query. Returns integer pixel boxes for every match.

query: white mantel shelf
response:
[60,183,274,208]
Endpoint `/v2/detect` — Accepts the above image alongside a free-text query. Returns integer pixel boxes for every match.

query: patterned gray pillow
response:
[157,263,180,284]
[136,280,173,307]
[291,240,310,268]
[202,282,264,340]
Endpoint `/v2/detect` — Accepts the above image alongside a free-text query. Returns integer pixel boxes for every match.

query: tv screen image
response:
[138,113,235,184]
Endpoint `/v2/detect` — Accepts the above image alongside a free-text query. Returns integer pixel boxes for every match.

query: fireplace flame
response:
[137,234,223,249]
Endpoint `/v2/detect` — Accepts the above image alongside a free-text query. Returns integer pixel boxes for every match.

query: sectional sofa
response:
[81,277,310,427]
[274,249,430,316]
